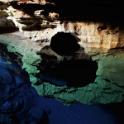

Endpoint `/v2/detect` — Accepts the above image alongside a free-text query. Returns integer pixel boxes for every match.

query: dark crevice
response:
[10,1,123,25]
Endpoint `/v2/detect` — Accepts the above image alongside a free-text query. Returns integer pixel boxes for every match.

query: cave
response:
[1,1,124,124]
[40,32,98,87]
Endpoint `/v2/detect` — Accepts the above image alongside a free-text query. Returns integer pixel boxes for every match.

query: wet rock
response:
[0,10,8,17]
[0,18,18,33]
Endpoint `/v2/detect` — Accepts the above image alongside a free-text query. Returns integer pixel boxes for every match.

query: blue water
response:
[0,57,122,124]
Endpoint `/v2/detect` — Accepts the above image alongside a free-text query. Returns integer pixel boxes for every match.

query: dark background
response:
[51,0,122,24]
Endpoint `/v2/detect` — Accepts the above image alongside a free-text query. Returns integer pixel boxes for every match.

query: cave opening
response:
[39,32,98,87]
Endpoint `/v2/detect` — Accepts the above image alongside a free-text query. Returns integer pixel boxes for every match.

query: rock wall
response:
[0,0,122,50]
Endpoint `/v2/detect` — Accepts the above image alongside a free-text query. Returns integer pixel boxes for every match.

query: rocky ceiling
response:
[0,0,124,104]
